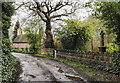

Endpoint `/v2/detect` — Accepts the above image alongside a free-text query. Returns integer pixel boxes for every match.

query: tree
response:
[85,16,106,51]
[19,0,80,48]
[12,20,20,42]
[24,19,43,53]
[54,19,92,50]
[86,2,120,47]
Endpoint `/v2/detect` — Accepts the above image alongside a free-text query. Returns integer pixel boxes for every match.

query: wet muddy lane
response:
[12,52,86,83]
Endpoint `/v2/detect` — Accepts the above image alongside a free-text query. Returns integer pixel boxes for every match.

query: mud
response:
[56,66,64,73]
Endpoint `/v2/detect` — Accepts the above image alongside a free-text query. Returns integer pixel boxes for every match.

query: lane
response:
[12,52,86,83]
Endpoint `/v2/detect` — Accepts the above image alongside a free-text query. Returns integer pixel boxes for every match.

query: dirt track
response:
[12,52,93,83]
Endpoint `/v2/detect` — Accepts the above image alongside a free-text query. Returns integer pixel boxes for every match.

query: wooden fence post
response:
[53,50,56,58]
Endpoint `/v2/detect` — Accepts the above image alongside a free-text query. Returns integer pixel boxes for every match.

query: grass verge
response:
[35,54,113,81]
[11,49,35,54]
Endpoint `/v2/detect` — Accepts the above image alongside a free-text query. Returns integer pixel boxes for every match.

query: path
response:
[12,52,91,83]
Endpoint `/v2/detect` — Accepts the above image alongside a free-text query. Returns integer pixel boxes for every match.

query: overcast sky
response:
[9,0,92,41]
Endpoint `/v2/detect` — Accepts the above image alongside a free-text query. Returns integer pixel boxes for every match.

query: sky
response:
[9,0,92,41]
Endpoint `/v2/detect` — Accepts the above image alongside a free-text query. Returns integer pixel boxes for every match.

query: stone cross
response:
[100,30,105,46]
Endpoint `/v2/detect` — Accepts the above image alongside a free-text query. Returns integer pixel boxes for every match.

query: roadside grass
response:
[11,49,35,54]
[35,53,110,81]
[12,51,119,81]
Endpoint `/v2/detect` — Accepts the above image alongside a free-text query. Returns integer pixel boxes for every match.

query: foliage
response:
[2,2,14,51]
[97,52,120,77]
[86,2,120,77]
[11,49,34,54]
[54,39,62,49]
[12,20,20,42]
[54,19,92,50]
[35,53,114,81]
[1,52,18,82]
[86,2,120,46]
[112,52,120,76]
[106,43,119,53]
[2,2,15,39]
[23,1,80,48]
[83,17,106,51]
[1,2,19,82]
[23,19,43,53]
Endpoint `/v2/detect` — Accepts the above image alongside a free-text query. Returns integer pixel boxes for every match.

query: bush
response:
[112,52,120,76]
[1,43,19,82]
[41,52,50,56]
[54,40,62,49]
[106,43,119,53]
[2,53,18,82]
[11,49,35,54]
[96,52,120,77]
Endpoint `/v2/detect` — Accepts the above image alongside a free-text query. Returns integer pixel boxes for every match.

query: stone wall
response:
[53,50,115,68]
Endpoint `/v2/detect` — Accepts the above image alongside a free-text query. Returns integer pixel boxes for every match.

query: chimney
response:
[17,27,22,36]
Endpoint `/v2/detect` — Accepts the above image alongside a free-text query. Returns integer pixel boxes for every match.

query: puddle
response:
[27,74,36,78]
[58,67,64,73]
[56,66,64,73]
[45,62,51,65]
[56,65,60,68]
[65,75,84,82]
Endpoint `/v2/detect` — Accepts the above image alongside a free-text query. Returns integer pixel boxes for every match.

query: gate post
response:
[53,50,56,58]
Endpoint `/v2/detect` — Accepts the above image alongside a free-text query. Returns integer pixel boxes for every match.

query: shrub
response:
[41,52,50,56]
[106,43,119,53]
[11,49,34,54]
[112,52,120,76]
[1,53,18,82]
[54,40,62,49]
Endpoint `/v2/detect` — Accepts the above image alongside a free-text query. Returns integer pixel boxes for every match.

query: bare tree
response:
[17,0,81,48]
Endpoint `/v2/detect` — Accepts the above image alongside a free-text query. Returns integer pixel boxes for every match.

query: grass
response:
[35,53,111,81]
[12,51,119,81]
[11,49,35,54]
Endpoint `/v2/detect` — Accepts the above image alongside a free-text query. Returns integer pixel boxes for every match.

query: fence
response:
[52,50,116,68]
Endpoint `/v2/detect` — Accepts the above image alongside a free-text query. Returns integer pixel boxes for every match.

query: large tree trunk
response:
[45,20,54,48]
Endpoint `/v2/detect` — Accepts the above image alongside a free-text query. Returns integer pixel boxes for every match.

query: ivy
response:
[112,52,120,76]
[1,2,18,82]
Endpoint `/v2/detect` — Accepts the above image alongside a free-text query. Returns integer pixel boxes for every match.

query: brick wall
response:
[12,43,30,51]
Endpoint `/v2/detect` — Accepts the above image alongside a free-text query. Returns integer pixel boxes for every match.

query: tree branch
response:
[44,2,50,12]
[51,18,64,22]
[15,2,29,10]
[35,2,46,14]
[50,11,74,19]
[49,2,69,14]
[34,1,50,20]
[29,6,47,22]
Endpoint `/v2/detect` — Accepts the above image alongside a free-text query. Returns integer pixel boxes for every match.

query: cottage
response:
[12,27,30,51]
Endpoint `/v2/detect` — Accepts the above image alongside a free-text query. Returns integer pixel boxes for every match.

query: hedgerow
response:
[1,40,19,83]
[11,49,35,54]
[1,2,19,83]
